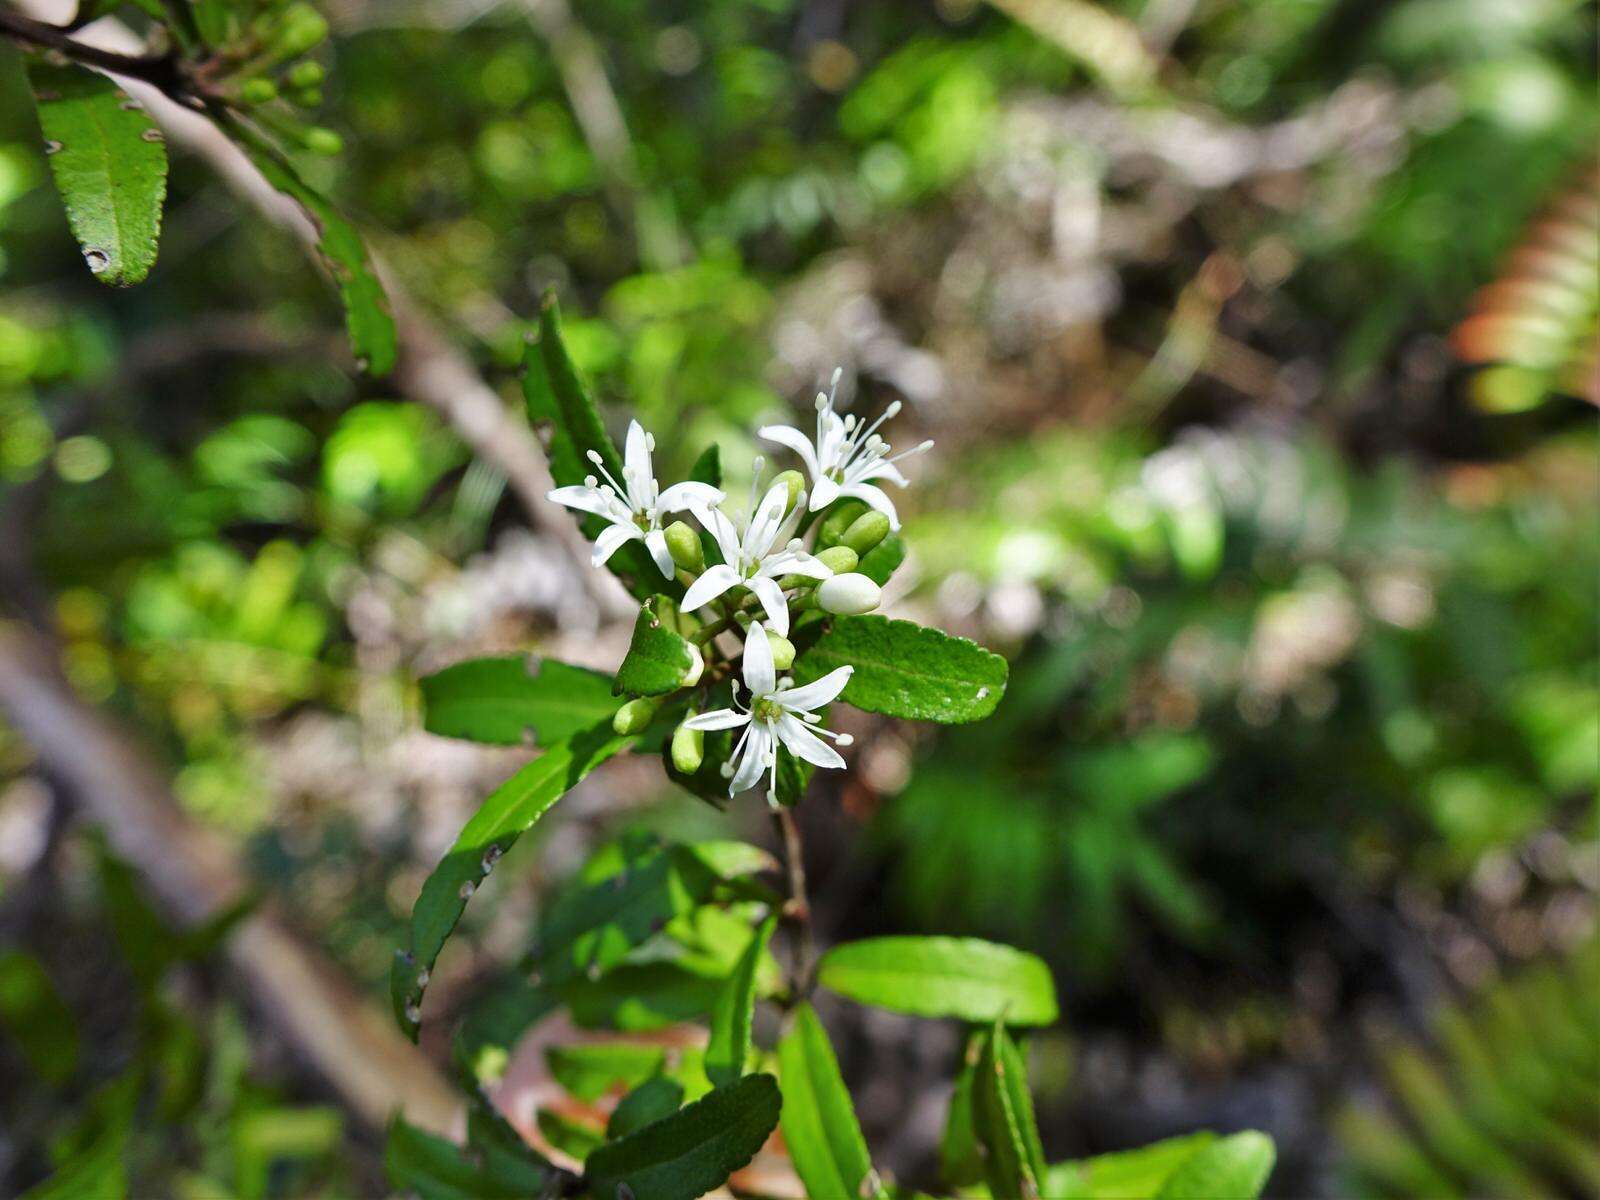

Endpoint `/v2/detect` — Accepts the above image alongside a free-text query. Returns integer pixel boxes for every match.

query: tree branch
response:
[772,804,816,994]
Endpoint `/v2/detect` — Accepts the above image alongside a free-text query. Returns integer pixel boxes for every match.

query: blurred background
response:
[1,0,1596,1195]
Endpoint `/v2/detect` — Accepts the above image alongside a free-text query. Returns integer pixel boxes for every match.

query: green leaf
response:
[609,1076,686,1139]
[528,841,730,989]
[818,937,1058,1026]
[419,655,619,745]
[1043,1132,1218,1199]
[28,61,166,287]
[19,1073,137,1200]
[616,597,699,697]
[792,616,1008,724]
[777,1003,883,1200]
[391,721,629,1038]
[466,1103,556,1194]
[547,1042,666,1103]
[537,1109,605,1163]
[219,114,396,375]
[0,950,79,1086]
[584,1074,781,1200]
[1153,1131,1276,1199]
[940,1034,984,1188]
[705,914,777,1088]
[562,962,729,1032]
[688,443,722,488]
[387,1117,554,1200]
[523,295,662,598]
[973,1022,1047,1200]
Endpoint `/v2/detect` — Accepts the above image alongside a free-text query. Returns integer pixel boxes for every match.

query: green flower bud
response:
[272,4,329,60]
[288,86,324,109]
[239,78,278,104]
[680,642,705,688]
[304,127,343,156]
[842,510,891,556]
[815,545,858,575]
[664,520,703,572]
[766,629,795,671]
[815,503,860,548]
[773,469,806,514]
[817,572,881,616]
[285,60,325,88]
[670,720,704,774]
[612,696,662,735]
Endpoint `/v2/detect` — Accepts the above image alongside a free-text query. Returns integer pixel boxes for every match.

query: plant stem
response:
[771,804,815,995]
[0,9,185,91]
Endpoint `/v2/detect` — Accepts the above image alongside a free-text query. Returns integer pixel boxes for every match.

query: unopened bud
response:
[239,78,278,104]
[773,469,805,514]
[815,545,858,575]
[286,60,325,88]
[271,4,329,60]
[664,520,703,572]
[612,696,662,735]
[671,721,705,774]
[842,510,891,555]
[815,503,860,548]
[766,630,795,671]
[817,573,881,616]
[304,127,342,156]
[289,86,324,108]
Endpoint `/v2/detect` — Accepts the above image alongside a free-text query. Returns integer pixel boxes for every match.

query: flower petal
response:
[839,482,899,530]
[548,485,614,519]
[757,424,820,479]
[807,475,840,512]
[728,723,773,795]
[758,550,830,581]
[777,664,853,713]
[747,577,790,638]
[776,713,846,769]
[682,563,740,612]
[658,481,725,512]
[695,506,742,567]
[682,708,751,731]
[744,481,792,560]
[645,528,675,578]
[592,521,643,566]
[623,420,653,507]
[742,619,776,696]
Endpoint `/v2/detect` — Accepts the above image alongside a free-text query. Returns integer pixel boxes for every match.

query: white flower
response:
[682,472,832,636]
[759,370,932,530]
[681,620,855,800]
[547,420,724,577]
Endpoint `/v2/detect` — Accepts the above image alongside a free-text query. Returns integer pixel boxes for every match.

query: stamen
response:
[584,450,630,501]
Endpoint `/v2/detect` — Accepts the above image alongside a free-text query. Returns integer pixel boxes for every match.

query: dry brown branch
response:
[0,620,461,1135]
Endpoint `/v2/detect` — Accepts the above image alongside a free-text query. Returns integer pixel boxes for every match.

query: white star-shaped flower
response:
[681,620,855,800]
[547,420,724,577]
[758,370,932,530]
[682,474,832,636]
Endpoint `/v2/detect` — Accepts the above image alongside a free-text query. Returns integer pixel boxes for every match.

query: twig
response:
[771,804,816,994]
[0,8,185,89]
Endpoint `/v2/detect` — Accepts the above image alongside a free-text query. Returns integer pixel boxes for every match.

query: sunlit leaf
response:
[792,616,1008,724]
[818,936,1058,1025]
[705,914,776,1087]
[777,1003,883,1200]
[420,655,620,745]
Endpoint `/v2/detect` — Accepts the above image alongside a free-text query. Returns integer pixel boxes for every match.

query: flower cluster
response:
[549,374,929,801]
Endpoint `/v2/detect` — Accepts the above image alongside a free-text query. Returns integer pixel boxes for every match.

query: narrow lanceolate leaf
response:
[584,1074,781,1200]
[219,115,396,375]
[420,656,621,745]
[792,616,1008,724]
[777,1003,883,1200]
[546,1042,666,1103]
[391,721,630,1039]
[385,1117,554,1200]
[616,597,699,696]
[688,443,722,488]
[973,1022,1047,1200]
[523,295,662,599]
[527,842,729,990]
[1043,1131,1217,1199]
[28,62,166,286]
[608,1075,686,1139]
[818,937,1058,1026]
[1153,1131,1276,1199]
[941,1033,985,1187]
[705,914,777,1088]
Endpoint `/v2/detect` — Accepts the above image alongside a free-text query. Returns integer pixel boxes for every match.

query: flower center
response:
[633,511,651,530]
[751,696,781,723]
